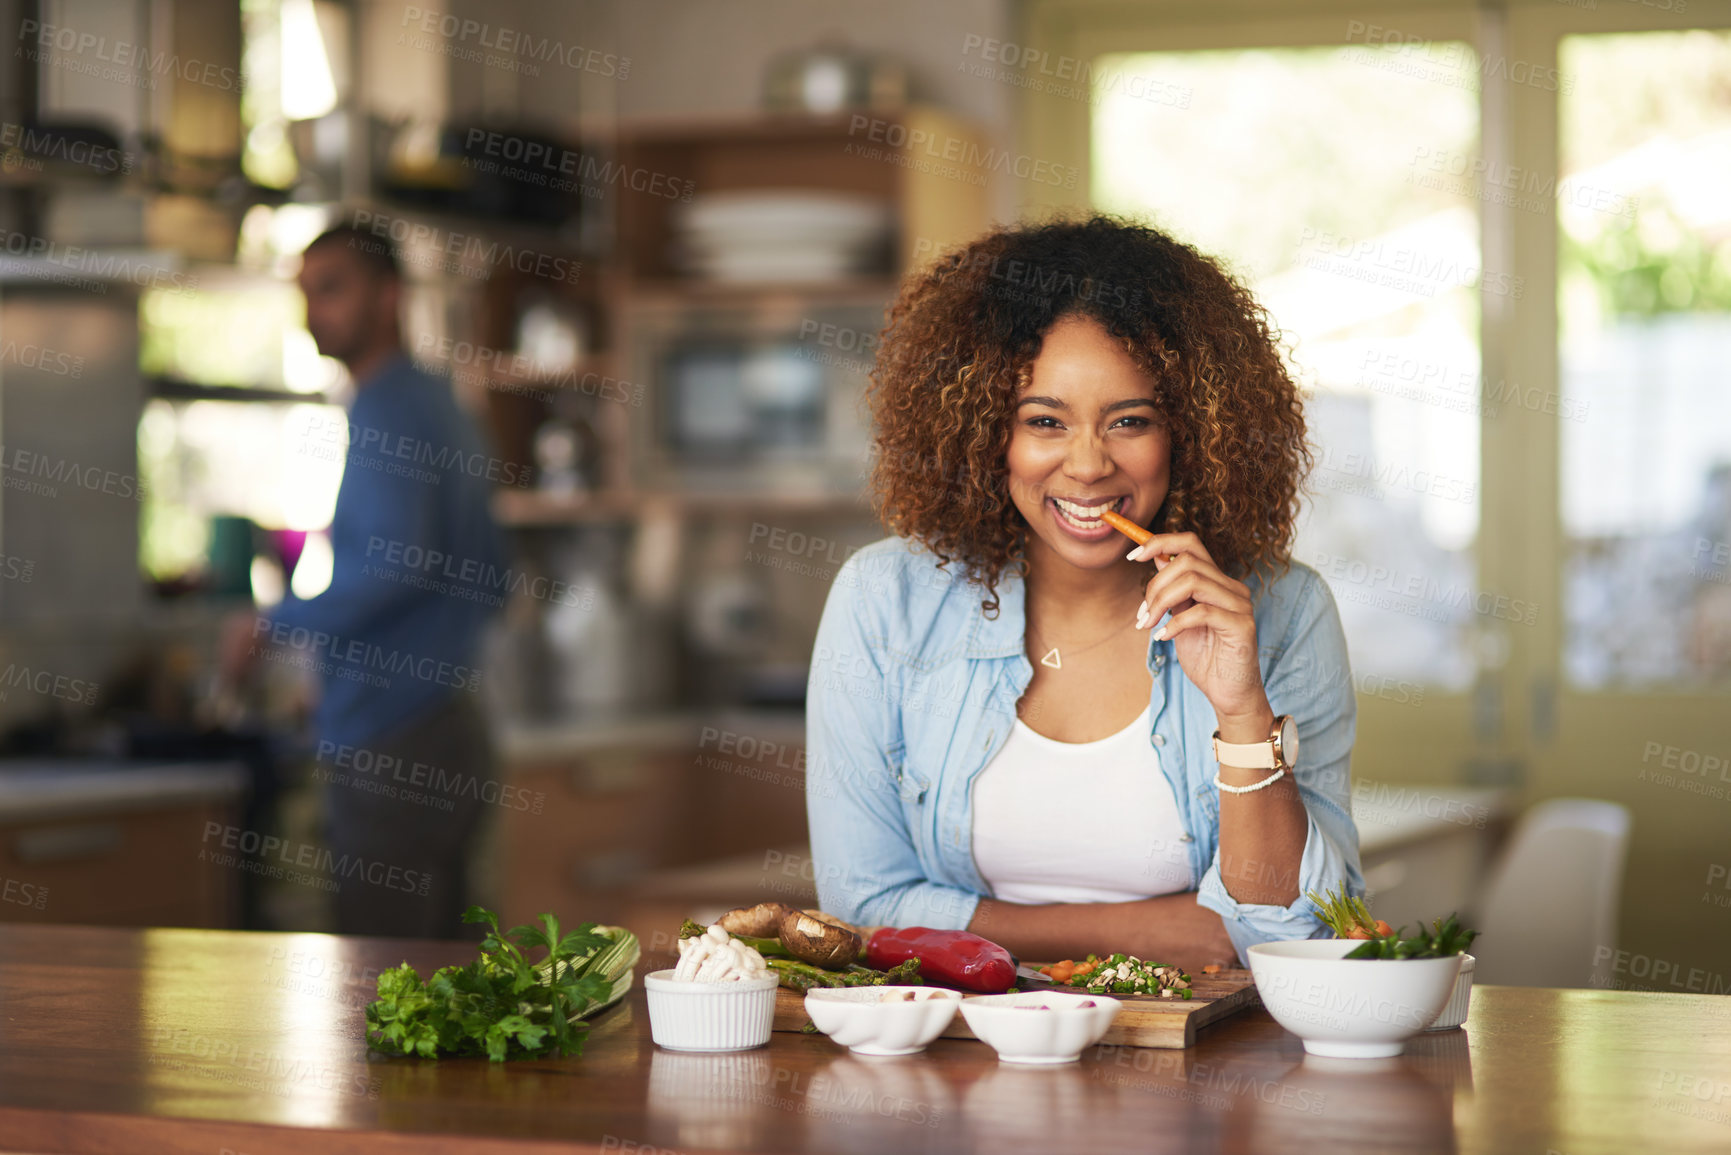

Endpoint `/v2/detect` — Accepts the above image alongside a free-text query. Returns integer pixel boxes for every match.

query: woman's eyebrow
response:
[1015,395,1157,413]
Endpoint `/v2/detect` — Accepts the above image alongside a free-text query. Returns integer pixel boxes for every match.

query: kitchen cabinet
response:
[0,762,246,928]
[492,711,810,935]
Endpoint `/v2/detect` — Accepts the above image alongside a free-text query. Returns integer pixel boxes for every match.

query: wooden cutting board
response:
[771,968,1261,1049]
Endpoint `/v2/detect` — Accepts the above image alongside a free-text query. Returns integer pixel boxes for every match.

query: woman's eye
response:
[1025,416,1063,429]
[1112,416,1152,430]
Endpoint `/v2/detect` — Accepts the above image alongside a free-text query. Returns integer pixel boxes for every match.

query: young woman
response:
[805,215,1363,970]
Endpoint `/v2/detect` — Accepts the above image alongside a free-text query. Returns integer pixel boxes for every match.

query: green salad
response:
[1050,953,1193,998]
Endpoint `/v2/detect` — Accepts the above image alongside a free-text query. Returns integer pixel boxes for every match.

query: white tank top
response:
[970,705,1194,904]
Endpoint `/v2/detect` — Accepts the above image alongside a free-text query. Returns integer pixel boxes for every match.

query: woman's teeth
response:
[1052,497,1119,527]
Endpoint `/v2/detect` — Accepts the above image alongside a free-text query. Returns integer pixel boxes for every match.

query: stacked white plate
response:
[673,190,892,283]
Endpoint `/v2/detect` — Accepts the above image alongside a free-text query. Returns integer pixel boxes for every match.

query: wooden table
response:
[3,925,1729,1154]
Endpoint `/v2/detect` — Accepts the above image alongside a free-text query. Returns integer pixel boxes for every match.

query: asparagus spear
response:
[769,957,923,993]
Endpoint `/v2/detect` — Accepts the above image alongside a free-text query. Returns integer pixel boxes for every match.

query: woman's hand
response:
[1130,532,1271,726]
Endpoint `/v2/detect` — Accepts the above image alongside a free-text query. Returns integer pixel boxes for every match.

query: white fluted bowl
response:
[1247,939,1464,1059]
[956,991,1122,1064]
[804,986,963,1056]
[643,969,779,1052]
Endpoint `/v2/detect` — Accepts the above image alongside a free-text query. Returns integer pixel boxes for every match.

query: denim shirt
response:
[804,535,1363,964]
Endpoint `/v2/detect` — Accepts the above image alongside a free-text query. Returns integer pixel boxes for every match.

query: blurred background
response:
[0,0,1726,990]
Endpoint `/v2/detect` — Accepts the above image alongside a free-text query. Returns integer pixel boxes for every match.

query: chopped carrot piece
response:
[1202,964,1221,975]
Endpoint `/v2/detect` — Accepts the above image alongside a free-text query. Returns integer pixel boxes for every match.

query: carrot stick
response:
[1101,510,1153,546]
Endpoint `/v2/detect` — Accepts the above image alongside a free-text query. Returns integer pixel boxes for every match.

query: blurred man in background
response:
[225,224,506,938]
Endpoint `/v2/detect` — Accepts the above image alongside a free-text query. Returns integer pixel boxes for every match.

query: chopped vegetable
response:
[1344,914,1479,960]
[1046,953,1193,999]
[366,906,639,1062]
[878,988,946,1003]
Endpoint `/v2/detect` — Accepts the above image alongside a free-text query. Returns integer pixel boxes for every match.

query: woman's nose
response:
[1064,435,1112,480]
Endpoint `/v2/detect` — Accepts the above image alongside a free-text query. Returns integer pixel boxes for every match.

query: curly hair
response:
[867,213,1310,617]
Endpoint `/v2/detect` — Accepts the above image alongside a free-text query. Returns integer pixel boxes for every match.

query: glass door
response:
[1019,0,1731,981]
[1036,8,1492,785]
[1535,16,1731,985]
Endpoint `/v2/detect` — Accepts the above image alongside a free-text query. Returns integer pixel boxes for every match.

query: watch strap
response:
[1211,733,1278,769]
[1211,715,1293,770]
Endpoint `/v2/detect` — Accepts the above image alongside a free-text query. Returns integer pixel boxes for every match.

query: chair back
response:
[1472,798,1631,988]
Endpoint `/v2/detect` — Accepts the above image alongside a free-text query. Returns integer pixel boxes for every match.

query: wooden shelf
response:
[465,107,992,521]
[614,104,991,281]
[493,487,874,527]
[621,274,901,309]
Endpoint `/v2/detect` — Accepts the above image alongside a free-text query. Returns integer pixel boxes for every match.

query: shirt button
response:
[1151,734,1166,747]
[1179,833,1194,842]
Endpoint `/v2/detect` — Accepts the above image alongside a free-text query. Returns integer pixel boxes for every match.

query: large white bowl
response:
[1246,939,1465,1059]
[803,986,963,1056]
[956,990,1122,1065]
[642,969,779,1052]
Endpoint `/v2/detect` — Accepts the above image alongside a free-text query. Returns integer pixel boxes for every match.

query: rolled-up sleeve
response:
[805,558,981,930]
[1196,569,1363,961]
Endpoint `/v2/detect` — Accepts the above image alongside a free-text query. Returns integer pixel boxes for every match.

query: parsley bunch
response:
[366,906,638,1061]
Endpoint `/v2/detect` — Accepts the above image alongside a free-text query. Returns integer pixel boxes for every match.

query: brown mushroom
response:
[778,908,863,968]
[716,902,797,940]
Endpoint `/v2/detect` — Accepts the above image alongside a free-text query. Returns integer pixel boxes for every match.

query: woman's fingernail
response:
[1135,605,1150,629]
[1152,626,1168,642]
[1126,546,1145,561]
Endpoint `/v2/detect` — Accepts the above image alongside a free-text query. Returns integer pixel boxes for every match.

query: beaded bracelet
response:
[1213,767,1287,794]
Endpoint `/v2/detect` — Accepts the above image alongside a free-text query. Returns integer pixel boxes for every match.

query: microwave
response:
[628,299,883,493]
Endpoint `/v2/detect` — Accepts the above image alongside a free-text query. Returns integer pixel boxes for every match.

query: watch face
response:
[1279,716,1300,766]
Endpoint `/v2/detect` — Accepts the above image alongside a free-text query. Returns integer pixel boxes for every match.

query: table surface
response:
[2,925,1729,1155]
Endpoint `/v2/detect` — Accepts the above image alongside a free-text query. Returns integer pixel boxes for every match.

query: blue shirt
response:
[266,355,507,748]
[804,536,1364,964]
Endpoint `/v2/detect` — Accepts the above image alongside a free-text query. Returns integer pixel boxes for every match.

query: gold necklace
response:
[1026,596,1144,670]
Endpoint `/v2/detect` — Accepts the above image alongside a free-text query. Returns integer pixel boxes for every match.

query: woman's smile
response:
[1046,494,1129,539]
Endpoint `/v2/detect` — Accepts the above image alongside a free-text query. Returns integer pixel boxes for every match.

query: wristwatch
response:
[1211,715,1299,771]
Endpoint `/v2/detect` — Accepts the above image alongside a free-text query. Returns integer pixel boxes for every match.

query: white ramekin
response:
[1425,953,1475,1031]
[643,969,779,1052]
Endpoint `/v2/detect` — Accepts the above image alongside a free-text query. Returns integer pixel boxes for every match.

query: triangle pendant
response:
[1040,647,1061,669]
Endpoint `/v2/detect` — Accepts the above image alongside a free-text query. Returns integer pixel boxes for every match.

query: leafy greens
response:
[366,905,639,1061]
[1344,913,1479,960]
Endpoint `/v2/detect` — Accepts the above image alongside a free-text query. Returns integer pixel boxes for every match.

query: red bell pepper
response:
[865,926,1016,993]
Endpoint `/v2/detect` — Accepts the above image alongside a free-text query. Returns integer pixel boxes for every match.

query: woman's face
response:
[1006,313,1171,573]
